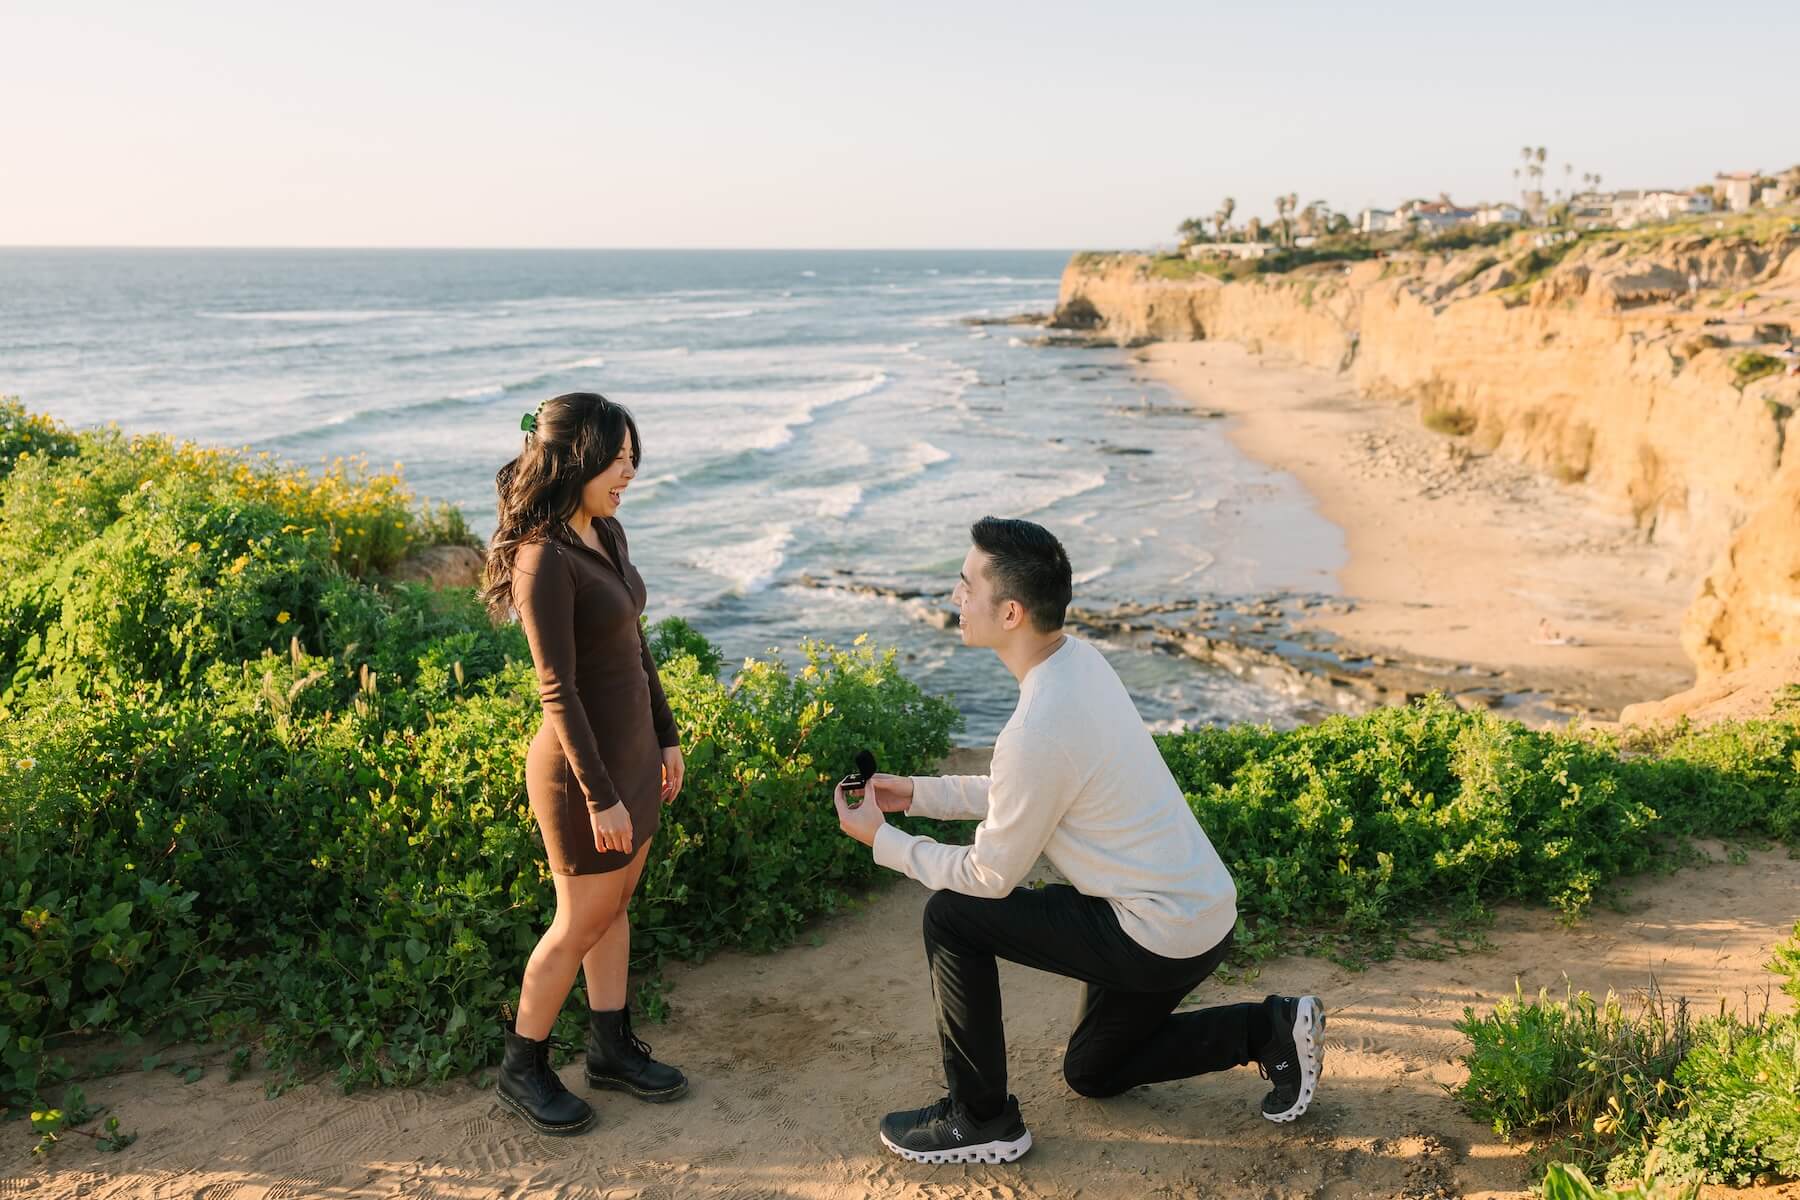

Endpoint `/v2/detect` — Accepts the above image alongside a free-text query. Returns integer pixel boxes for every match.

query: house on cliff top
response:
[1715,171,1758,212]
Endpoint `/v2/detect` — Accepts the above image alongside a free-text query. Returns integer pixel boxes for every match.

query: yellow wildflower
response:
[276,611,291,625]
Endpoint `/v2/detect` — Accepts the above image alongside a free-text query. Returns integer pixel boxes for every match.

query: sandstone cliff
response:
[1055,229,1800,679]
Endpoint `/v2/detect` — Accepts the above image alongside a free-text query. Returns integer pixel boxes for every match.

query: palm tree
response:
[1215,196,1237,241]
[1298,200,1330,240]
[1246,216,1265,244]
[1274,193,1299,246]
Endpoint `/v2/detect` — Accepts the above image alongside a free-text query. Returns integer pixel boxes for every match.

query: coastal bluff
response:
[1053,234,1800,682]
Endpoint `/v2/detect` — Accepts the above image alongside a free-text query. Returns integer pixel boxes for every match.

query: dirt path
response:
[7,843,1798,1200]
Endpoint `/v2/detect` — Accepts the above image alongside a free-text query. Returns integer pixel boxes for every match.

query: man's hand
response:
[864,773,914,813]
[833,780,887,847]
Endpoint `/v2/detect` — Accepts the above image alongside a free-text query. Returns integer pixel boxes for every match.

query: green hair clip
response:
[519,410,538,434]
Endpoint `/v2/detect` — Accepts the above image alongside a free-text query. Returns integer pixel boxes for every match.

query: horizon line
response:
[0,243,1093,254]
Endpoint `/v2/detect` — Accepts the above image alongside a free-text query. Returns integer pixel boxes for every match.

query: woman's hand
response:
[660,745,685,805]
[590,803,634,855]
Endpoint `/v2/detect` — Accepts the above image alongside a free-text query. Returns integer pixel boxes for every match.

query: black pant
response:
[921,883,1269,1120]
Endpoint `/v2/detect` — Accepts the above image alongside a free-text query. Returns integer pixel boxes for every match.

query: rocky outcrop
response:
[386,543,486,590]
[1682,443,1800,675]
[1621,647,1800,728]
[1055,235,1800,679]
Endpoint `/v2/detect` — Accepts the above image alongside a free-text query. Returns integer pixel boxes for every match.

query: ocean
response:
[0,248,1345,742]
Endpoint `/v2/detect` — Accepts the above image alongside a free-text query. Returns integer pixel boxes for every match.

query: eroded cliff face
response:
[1056,237,1800,678]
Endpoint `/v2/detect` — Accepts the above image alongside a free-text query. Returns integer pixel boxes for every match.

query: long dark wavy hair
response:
[482,392,641,619]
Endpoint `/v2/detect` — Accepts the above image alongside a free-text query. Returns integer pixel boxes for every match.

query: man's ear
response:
[1001,599,1025,631]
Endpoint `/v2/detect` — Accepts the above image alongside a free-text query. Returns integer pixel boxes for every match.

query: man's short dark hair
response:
[969,517,1072,633]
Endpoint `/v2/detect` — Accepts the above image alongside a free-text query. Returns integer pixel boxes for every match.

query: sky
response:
[3,0,1795,249]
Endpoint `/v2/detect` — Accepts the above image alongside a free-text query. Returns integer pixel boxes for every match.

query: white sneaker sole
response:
[879,1129,1033,1164]
[1262,995,1325,1123]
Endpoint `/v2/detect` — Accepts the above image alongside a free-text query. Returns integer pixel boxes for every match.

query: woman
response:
[482,391,689,1136]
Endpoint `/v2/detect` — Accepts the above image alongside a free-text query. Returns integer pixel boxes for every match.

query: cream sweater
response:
[871,635,1238,959]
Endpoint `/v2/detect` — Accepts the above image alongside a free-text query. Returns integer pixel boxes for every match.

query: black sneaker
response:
[878,1095,1033,1164]
[1257,994,1325,1122]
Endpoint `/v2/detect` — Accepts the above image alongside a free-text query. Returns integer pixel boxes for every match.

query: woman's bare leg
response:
[581,840,653,1010]
[515,865,635,1040]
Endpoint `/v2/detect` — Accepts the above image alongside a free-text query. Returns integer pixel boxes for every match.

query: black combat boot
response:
[585,1007,688,1102]
[496,1025,597,1136]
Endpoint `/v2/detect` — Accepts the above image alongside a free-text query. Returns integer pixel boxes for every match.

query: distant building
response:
[1474,203,1524,226]
[1402,200,1478,233]
[1566,191,1615,228]
[1186,241,1281,261]
[1637,190,1714,223]
[1716,171,1758,212]
[1762,174,1796,207]
[1359,207,1397,234]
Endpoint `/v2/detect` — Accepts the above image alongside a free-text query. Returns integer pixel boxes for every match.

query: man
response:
[833,517,1325,1164]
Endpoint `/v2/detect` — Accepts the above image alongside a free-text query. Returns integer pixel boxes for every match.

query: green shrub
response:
[1457,929,1800,1187]
[0,405,960,1110]
[1505,241,1578,293]
[1540,1162,1697,1200]
[0,399,80,478]
[645,615,724,678]
[1158,704,1799,961]
[1770,920,1800,1005]
[1423,224,1519,253]
[1646,1014,1800,1185]
[1732,351,1783,389]
[1452,986,1693,1169]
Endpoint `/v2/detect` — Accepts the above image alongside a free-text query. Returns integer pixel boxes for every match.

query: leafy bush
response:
[1422,223,1519,253]
[645,614,724,679]
[1646,1014,1800,1185]
[0,419,473,585]
[1456,929,1800,1187]
[1770,920,1800,1004]
[1453,986,1693,1167]
[1504,241,1578,293]
[1540,1162,1697,1200]
[0,405,959,1112]
[1156,704,1800,962]
[1732,351,1783,389]
[0,399,80,477]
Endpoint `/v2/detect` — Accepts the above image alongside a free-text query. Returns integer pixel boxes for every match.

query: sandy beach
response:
[8,832,1797,1200]
[1138,341,1698,717]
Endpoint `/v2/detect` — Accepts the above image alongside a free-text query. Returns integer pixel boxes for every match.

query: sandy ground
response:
[1140,342,1697,716]
[8,839,1799,1200]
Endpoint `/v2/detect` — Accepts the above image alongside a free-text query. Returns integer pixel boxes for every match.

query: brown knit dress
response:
[512,518,680,875]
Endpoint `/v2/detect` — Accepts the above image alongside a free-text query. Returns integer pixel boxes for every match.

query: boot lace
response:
[617,1008,655,1066]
